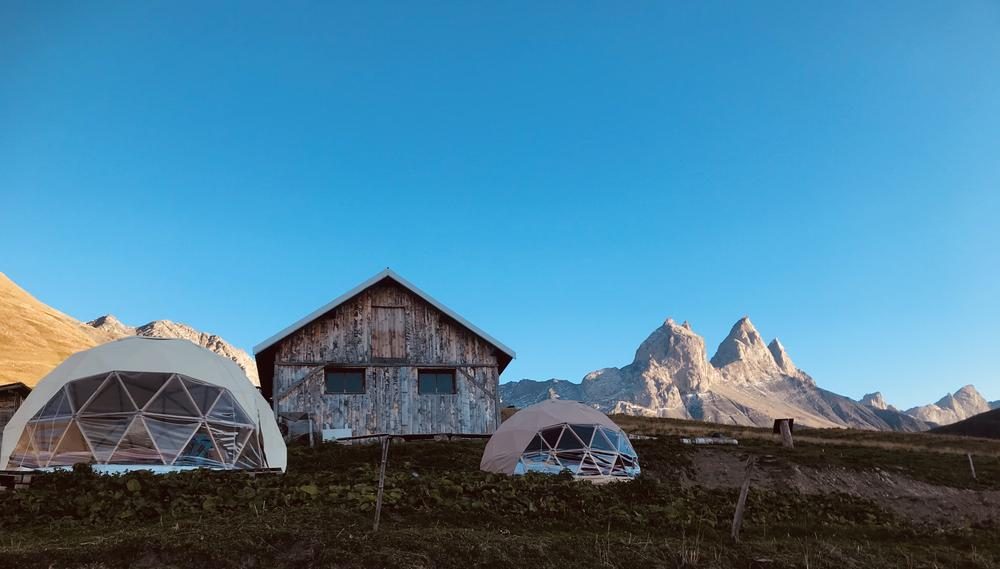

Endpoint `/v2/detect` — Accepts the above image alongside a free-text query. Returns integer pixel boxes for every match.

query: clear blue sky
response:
[2,2,998,409]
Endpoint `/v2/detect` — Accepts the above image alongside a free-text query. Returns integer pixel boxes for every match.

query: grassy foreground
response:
[1,419,999,568]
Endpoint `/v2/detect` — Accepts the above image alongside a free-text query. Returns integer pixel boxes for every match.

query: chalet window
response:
[418,369,456,395]
[325,368,366,394]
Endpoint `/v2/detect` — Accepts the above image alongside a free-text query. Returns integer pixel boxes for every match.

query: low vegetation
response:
[2,418,1000,568]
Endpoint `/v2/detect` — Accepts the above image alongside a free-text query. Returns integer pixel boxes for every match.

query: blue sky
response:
[1,2,998,408]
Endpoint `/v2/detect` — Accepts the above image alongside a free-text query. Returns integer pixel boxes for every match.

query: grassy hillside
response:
[932,408,1000,440]
[0,273,114,386]
[2,417,1000,568]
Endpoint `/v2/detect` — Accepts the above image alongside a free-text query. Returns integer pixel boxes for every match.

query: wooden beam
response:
[373,435,390,532]
[276,361,498,368]
[456,367,492,397]
[968,453,977,481]
[731,455,756,543]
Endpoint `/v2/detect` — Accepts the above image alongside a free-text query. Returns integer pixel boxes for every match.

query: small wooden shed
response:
[254,269,515,438]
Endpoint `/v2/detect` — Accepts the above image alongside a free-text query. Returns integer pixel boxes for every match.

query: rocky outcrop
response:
[905,385,993,426]
[87,315,259,385]
[500,316,926,431]
[861,392,888,411]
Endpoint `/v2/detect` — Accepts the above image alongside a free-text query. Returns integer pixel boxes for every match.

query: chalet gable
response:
[253,269,515,400]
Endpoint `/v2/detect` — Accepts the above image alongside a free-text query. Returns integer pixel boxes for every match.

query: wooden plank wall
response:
[272,281,501,436]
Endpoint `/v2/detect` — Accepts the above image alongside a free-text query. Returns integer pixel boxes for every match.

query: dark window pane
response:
[81,374,136,414]
[145,376,200,417]
[181,378,222,415]
[592,427,617,452]
[524,434,545,453]
[540,426,562,449]
[36,388,73,419]
[325,369,365,394]
[67,374,112,412]
[570,425,595,447]
[556,428,584,450]
[437,374,455,393]
[119,371,169,409]
[418,370,455,394]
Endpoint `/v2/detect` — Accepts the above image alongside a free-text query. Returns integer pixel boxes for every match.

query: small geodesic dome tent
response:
[480,399,640,479]
[0,337,286,472]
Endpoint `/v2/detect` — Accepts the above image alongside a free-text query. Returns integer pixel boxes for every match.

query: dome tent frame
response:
[481,399,640,480]
[515,422,639,477]
[0,337,286,472]
[7,371,266,470]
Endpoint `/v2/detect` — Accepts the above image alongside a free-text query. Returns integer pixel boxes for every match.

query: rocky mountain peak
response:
[84,316,259,385]
[861,392,888,410]
[955,385,982,397]
[629,317,715,393]
[907,385,992,426]
[87,314,136,337]
[710,316,778,373]
[767,338,797,375]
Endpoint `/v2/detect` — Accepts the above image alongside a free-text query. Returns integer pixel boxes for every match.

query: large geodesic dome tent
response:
[0,337,286,472]
[481,399,640,479]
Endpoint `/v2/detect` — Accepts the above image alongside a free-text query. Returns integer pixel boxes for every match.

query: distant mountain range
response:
[500,317,994,431]
[0,273,258,386]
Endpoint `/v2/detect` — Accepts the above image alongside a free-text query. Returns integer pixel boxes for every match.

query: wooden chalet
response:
[254,269,515,439]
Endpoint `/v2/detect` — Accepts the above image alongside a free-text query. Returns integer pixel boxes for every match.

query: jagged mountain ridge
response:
[0,272,258,387]
[87,315,259,385]
[501,317,927,431]
[905,385,998,426]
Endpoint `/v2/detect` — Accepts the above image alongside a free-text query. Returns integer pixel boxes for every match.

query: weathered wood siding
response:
[0,391,25,434]
[272,281,501,435]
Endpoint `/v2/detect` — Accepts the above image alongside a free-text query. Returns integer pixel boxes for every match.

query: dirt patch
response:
[688,448,1000,527]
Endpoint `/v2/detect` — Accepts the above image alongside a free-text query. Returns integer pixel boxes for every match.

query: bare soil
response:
[687,448,1000,527]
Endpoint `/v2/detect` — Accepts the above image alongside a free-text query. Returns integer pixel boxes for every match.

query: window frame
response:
[417,369,457,395]
[323,367,367,395]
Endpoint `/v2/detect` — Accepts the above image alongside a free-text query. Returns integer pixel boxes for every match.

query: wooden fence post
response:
[967,453,977,481]
[373,435,390,532]
[307,414,315,448]
[771,418,794,448]
[731,455,756,543]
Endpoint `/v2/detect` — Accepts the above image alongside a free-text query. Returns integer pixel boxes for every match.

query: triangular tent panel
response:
[119,371,168,409]
[145,375,200,417]
[174,424,224,468]
[50,420,92,467]
[183,378,222,415]
[0,337,286,472]
[81,374,136,415]
[67,374,108,413]
[110,417,162,464]
[78,415,132,463]
[144,416,202,463]
[36,388,73,419]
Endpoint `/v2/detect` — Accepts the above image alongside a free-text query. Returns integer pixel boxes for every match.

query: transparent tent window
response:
[8,371,265,470]
[513,423,640,478]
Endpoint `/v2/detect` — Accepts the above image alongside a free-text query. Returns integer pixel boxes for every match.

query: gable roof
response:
[253,269,516,363]
[0,382,30,397]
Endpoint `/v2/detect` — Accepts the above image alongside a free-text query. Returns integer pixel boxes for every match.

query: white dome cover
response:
[480,399,639,478]
[0,337,286,472]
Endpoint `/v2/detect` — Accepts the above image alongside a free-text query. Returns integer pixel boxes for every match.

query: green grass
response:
[1,417,1000,568]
